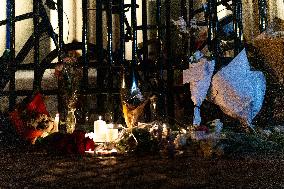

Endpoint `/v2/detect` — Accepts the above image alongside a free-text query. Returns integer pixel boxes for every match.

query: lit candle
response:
[93,116,107,142]
[105,128,119,142]
[54,113,59,132]
[153,102,156,110]
[162,123,168,138]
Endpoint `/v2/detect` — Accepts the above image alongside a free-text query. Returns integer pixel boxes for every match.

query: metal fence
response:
[0,0,249,123]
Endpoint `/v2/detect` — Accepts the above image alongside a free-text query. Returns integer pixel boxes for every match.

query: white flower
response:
[172,17,189,34]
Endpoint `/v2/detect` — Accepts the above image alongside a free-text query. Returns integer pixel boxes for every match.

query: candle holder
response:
[66,108,76,133]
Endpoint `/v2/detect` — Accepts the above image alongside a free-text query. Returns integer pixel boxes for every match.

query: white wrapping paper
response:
[183,58,215,125]
[208,49,266,126]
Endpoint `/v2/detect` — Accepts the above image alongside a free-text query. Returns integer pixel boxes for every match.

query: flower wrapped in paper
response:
[183,51,215,126]
[208,49,266,129]
[9,93,55,144]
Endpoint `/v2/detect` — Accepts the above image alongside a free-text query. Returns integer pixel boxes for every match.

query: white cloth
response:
[183,58,215,125]
[208,49,266,126]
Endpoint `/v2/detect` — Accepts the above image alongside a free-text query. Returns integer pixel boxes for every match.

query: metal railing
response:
[0,0,248,124]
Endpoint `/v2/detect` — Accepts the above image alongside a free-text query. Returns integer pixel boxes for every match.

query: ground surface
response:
[0,142,284,189]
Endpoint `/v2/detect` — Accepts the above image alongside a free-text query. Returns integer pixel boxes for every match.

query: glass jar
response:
[66,109,76,133]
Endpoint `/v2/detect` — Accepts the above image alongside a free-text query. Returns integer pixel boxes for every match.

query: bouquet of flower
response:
[172,16,211,62]
[26,114,54,131]
[54,51,82,110]
[9,93,55,144]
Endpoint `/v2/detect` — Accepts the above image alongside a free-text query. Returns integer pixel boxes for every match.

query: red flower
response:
[195,125,209,133]
[84,137,95,151]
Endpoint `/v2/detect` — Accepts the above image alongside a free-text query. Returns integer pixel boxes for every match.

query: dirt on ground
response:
[0,142,284,189]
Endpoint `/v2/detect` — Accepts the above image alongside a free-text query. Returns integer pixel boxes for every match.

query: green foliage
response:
[132,128,159,155]
[116,128,160,155]
[220,131,284,156]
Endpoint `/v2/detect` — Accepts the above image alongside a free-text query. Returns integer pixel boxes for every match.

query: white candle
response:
[93,116,107,142]
[54,113,59,132]
[105,128,119,142]
[162,123,168,138]
[153,102,156,110]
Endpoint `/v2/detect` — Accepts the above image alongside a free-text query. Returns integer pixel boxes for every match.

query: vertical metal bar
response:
[207,0,213,52]
[96,0,104,113]
[106,0,113,114]
[118,0,125,123]
[57,0,63,63]
[156,0,161,71]
[237,0,243,51]
[7,0,16,111]
[207,0,213,51]
[82,0,89,90]
[165,0,174,124]
[213,0,218,59]
[155,0,165,118]
[96,0,103,64]
[188,0,194,56]
[107,0,113,66]
[33,0,40,90]
[142,0,148,61]
[233,0,242,56]
[57,0,64,116]
[207,0,217,57]
[181,0,187,59]
[258,0,267,32]
[6,0,11,49]
[131,0,138,65]
[119,0,125,62]
[181,0,187,22]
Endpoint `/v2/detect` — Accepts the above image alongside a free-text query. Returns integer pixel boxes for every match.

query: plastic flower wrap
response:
[120,68,149,129]
[172,16,208,51]
[54,51,82,110]
[26,114,54,131]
